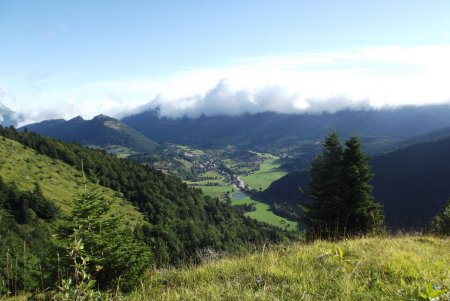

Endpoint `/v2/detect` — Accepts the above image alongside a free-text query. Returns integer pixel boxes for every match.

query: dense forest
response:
[0,178,56,294]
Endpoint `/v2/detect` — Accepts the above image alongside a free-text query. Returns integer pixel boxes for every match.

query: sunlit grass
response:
[128,235,450,300]
[241,155,287,191]
[232,195,298,230]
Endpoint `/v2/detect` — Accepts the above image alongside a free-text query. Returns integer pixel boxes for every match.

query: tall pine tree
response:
[341,136,384,235]
[301,130,344,238]
[302,132,384,239]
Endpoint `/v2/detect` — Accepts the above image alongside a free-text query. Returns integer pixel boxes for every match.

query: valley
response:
[130,144,297,230]
[18,105,450,231]
[2,107,450,299]
[4,3,450,299]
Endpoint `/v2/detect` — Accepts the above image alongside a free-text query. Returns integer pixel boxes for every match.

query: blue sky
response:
[1,0,450,123]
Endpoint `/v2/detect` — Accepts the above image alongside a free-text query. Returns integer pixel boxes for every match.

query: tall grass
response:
[127,235,449,300]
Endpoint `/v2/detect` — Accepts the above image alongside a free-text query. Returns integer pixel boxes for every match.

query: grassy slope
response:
[0,137,143,225]
[128,235,449,300]
[241,154,287,191]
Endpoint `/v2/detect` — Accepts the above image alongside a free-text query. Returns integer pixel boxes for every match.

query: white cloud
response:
[11,45,450,125]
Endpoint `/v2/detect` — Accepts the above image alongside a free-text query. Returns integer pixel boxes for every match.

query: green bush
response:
[429,200,450,235]
[57,190,152,292]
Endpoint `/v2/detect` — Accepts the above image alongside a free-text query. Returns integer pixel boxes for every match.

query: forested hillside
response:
[0,126,295,266]
[0,137,144,221]
[370,135,450,228]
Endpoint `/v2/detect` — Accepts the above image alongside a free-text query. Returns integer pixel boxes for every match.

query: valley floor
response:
[126,235,449,301]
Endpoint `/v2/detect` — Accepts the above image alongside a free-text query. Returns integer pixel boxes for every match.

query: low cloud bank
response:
[131,79,373,119]
[9,46,450,125]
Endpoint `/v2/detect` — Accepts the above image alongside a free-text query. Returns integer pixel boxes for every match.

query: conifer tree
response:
[58,190,152,291]
[301,130,344,238]
[341,136,384,235]
[302,131,384,239]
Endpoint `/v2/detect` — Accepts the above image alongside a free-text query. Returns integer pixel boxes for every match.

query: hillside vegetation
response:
[128,235,449,301]
[0,136,143,223]
[0,126,295,267]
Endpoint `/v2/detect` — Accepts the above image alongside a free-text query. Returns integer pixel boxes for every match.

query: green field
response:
[0,137,144,225]
[199,185,234,198]
[184,155,296,228]
[231,193,298,230]
[240,153,287,191]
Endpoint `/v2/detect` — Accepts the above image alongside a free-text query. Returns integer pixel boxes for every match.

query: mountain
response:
[261,132,450,229]
[21,114,159,153]
[370,135,450,228]
[397,126,450,148]
[121,105,450,152]
[0,103,22,127]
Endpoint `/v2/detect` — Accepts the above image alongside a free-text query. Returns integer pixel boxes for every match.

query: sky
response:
[1,0,450,124]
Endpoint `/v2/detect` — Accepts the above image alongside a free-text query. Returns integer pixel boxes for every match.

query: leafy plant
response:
[417,283,447,300]
[53,234,104,301]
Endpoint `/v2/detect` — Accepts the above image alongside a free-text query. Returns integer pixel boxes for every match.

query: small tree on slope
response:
[57,190,152,292]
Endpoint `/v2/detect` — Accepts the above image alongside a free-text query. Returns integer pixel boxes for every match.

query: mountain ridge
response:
[20,114,159,153]
[121,105,450,151]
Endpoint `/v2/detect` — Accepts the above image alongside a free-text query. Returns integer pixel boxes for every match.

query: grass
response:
[98,145,134,158]
[231,194,298,230]
[0,137,144,225]
[127,235,450,300]
[185,170,233,199]
[199,185,234,198]
[241,154,287,191]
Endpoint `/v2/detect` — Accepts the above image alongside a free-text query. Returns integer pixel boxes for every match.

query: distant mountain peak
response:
[67,115,85,122]
[93,114,115,121]
[19,114,159,152]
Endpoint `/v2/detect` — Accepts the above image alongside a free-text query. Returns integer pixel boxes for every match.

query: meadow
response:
[126,235,450,300]
[231,193,299,230]
[240,153,288,191]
